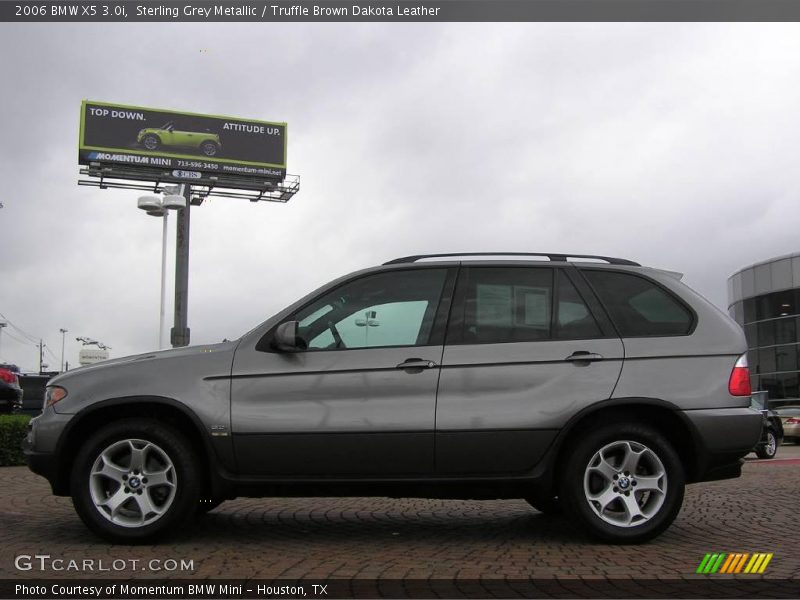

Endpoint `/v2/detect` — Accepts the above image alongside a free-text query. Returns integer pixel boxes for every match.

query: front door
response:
[231,267,455,477]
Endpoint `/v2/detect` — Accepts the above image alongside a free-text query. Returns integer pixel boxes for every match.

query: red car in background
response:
[0,364,23,413]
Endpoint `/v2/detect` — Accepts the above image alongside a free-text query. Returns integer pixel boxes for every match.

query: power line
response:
[0,312,40,344]
[2,330,37,346]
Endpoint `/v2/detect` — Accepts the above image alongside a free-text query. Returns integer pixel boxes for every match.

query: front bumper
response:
[22,410,74,495]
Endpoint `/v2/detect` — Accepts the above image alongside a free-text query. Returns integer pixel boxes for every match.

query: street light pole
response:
[138,189,184,350]
[159,211,168,349]
[59,328,68,372]
[171,184,191,348]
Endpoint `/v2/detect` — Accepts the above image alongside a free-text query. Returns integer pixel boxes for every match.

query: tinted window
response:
[756,289,798,321]
[757,320,775,347]
[776,345,797,372]
[775,317,796,345]
[556,271,602,339]
[760,372,800,400]
[759,347,776,374]
[458,267,553,344]
[744,323,758,348]
[743,298,757,324]
[294,269,447,350]
[582,270,693,337]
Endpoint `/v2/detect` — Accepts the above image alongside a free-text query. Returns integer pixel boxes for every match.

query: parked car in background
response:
[17,373,50,416]
[0,364,23,414]
[775,405,800,444]
[750,392,783,459]
[24,253,763,545]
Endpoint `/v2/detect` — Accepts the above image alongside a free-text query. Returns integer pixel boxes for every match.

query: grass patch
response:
[0,414,31,466]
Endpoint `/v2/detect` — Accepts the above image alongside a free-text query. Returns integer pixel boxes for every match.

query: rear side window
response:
[556,271,602,339]
[459,267,553,344]
[449,267,603,344]
[582,270,693,337]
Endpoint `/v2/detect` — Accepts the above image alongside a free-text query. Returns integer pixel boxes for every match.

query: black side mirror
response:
[272,321,308,353]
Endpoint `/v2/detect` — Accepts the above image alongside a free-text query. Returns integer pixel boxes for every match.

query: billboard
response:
[79,101,287,185]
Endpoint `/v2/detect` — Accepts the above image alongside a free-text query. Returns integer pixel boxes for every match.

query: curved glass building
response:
[728,252,800,407]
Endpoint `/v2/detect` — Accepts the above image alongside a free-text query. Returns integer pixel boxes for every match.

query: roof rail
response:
[383,252,640,266]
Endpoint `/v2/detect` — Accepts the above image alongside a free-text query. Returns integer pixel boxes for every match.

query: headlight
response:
[44,386,68,408]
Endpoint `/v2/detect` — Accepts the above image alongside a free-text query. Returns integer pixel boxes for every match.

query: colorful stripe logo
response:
[696,552,773,574]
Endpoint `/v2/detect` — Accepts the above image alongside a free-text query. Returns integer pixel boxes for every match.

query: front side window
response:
[582,270,693,337]
[293,269,447,350]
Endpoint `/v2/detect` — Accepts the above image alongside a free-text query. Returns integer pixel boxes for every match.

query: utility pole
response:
[59,328,68,372]
[39,339,44,374]
[170,184,191,347]
[0,321,6,359]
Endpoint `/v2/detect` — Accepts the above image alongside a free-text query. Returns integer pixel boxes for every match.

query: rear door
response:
[435,264,624,474]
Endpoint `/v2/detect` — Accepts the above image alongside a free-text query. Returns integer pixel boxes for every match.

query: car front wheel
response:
[560,422,685,544]
[70,419,199,543]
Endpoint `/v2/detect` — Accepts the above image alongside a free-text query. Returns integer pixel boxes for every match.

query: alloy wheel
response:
[89,438,177,528]
[583,440,667,528]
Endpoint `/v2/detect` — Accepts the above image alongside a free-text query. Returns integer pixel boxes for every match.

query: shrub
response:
[0,414,31,466]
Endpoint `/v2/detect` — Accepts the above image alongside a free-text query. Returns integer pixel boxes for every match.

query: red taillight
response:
[0,368,17,385]
[786,417,800,424]
[728,354,751,396]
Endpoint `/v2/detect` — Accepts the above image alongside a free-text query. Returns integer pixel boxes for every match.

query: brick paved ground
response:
[1,447,798,587]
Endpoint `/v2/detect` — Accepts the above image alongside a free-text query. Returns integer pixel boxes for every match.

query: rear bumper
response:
[0,389,23,413]
[682,406,762,482]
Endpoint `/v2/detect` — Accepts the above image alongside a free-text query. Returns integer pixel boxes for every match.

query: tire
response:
[70,419,200,543]
[525,494,562,515]
[142,134,160,151]
[755,430,778,459]
[201,141,218,157]
[559,422,685,544]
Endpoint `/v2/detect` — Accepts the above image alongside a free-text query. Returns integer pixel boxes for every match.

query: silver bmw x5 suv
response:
[24,253,761,544]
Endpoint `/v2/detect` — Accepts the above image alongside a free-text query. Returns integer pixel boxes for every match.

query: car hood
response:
[48,340,239,386]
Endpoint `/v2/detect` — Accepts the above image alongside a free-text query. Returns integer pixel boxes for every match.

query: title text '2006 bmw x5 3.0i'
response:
[24,253,761,544]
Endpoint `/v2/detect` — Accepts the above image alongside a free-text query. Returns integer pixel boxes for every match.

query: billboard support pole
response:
[170,185,191,348]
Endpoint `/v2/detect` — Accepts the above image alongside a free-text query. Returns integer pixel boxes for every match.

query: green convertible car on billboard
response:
[136,121,221,157]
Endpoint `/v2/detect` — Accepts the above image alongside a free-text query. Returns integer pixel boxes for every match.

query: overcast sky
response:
[1,23,799,371]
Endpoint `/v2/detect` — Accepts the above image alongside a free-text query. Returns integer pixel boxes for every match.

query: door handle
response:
[396,358,437,370]
[565,351,604,363]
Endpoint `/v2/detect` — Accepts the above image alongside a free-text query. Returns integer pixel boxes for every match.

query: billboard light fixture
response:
[137,195,163,213]
[163,194,186,210]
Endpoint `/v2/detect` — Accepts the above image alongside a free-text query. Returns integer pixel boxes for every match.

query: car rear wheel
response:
[560,422,684,544]
[755,430,778,459]
[142,134,160,150]
[70,419,199,543]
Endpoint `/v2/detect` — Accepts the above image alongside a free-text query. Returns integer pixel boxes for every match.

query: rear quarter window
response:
[582,270,694,337]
